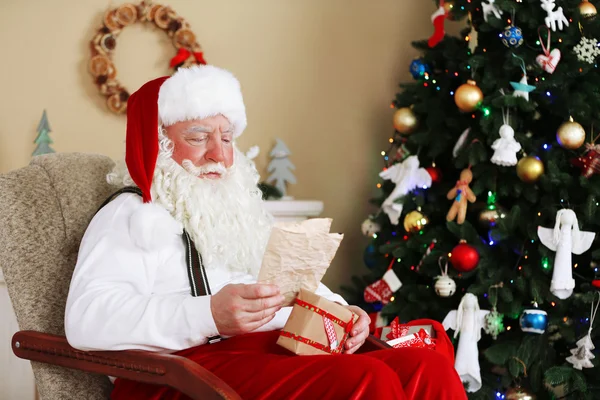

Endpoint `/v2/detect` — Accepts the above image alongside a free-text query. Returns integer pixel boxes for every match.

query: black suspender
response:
[182,230,212,297]
[97,187,221,343]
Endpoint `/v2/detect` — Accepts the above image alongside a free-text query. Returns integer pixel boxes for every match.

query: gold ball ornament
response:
[579,0,598,18]
[516,156,545,183]
[478,206,507,229]
[557,118,586,150]
[454,80,484,112]
[393,107,418,134]
[443,1,456,19]
[403,210,429,233]
[505,385,536,400]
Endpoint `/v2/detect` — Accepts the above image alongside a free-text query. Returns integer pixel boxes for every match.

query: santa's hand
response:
[210,284,285,337]
[344,305,371,354]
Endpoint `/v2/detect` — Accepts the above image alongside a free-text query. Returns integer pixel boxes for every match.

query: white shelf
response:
[264,199,324,222]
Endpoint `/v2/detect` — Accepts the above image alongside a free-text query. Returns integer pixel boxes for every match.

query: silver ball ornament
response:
[434,275,456,297]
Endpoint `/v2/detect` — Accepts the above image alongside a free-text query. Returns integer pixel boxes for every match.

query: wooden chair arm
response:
[362,335,391,352]
[12,331,241,400]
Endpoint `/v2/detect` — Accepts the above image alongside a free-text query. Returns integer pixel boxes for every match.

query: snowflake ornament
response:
[573,37,600,64]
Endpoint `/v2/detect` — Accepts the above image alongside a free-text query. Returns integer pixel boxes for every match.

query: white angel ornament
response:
[443,293,489,393]
[537,209,596,299]
[491,109,521,166]
[379,156,432,225]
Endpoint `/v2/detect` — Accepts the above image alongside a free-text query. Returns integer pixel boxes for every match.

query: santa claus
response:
[64,65,466,399]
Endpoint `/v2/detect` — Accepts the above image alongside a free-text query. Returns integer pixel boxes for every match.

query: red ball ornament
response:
[450,240,479,272]
[592,279,600,289]
[426,166,442,183]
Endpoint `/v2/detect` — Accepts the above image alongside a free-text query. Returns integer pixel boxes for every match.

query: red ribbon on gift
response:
[169,48,207,68]
[385,317,436,350]
[280,298,355,354]
[390,328,436,350]
[386,317,410,340]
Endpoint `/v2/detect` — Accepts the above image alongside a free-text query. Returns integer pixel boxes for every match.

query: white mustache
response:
[181,160,228,176]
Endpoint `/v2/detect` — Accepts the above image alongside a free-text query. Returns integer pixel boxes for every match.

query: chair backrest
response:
[0,153,117,399]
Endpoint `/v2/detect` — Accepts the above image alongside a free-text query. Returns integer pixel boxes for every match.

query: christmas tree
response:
[267,138,296,197]
[32,110,55,156]
[346,0,600,398]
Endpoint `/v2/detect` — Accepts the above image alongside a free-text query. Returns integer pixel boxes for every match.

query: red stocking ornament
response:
[429,2,448,48]
[364,269,402,304]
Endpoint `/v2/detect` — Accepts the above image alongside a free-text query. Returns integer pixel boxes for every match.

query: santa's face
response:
[164,115,234,178]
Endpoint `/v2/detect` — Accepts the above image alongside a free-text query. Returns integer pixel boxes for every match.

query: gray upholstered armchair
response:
[0,153,387,400]
[0,153,240,399]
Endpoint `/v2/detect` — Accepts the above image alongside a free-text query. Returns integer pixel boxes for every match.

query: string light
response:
[542,257,550,269]
[388,138,394,143]
[376,183,382,188]
[507,326,512,330]
[373,234,378,239]
[551,301,556,307]
[482,107,491,117]
[543,144,550,150]
[380,151,386,156]
[538,212,541,216]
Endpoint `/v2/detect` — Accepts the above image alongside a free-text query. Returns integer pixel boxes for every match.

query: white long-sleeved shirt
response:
[65,193,347,352]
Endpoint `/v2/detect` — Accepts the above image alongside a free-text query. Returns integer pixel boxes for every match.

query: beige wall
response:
[0,0,446,291]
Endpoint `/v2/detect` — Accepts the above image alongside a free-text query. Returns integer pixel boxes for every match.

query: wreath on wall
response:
[88,1,206,114]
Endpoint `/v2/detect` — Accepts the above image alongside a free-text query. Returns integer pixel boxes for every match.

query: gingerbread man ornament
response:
[446,169,477,224]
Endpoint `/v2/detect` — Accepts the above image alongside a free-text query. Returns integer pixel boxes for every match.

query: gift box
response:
[387,329,436,350]
[278,288,358,355]
[381,324,436,341]
[383,317,436,350]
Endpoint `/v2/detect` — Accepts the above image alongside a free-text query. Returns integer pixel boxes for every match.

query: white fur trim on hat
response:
[129,202,183,251]
[158,65,247,137]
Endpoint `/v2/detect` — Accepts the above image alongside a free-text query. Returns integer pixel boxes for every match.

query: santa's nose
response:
[205,137,225,163]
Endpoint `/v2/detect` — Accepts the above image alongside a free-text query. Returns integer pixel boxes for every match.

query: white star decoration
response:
[573,37,600,64]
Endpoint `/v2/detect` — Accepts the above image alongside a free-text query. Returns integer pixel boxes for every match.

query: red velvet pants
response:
[112,331,466,400]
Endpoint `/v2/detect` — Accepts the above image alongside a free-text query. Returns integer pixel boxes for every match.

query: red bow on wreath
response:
[169,48,207,68]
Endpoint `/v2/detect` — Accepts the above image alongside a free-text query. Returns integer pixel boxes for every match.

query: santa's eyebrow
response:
[183,125,212,134]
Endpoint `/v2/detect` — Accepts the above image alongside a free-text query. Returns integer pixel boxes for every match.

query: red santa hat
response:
[125,65,247,203]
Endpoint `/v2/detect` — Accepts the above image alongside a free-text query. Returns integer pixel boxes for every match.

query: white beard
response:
[108,137,273,277]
